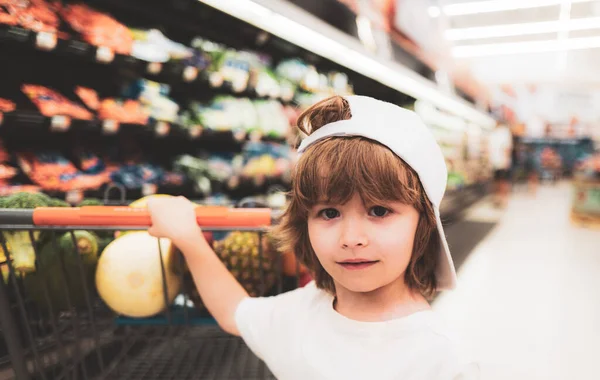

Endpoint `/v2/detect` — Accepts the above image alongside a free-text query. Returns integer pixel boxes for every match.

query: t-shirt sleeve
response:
[234,284,314,361]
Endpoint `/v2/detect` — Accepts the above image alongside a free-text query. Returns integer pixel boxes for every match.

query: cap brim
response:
[434,208,457,291]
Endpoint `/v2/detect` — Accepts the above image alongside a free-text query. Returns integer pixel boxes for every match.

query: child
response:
[147,95,479,379]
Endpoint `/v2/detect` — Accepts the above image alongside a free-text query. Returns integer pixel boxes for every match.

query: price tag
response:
[142,183,157,196]
[183,66,198,82]
[249,130,262,142]
[17,157,31,174]
[147,62,162,74]
[232,80,247,93]
[208,72,224,88]
[36,31,57,51]
[228,176,240,189]
[233,129,246,142]
[50,115,71,132]
[66,190,83,205]
[188,125,203,138]
[96,46,115,63]
[155,121,170,136]
[102,119,119,134]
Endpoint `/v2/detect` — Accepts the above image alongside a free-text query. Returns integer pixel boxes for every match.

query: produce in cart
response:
[0,192,55,273]
[23,230,100,312]
[95,231,183,318]
[189,231,278,303]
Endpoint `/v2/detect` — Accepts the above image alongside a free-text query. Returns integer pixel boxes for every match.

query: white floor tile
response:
[434,181,600,380]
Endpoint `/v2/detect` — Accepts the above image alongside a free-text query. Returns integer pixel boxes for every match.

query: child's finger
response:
[147,226,158,237]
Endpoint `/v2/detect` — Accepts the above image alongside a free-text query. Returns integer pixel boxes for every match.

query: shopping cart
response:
[0,205,295,379]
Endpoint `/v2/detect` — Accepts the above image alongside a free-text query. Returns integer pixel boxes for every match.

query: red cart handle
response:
[30,206,274,227]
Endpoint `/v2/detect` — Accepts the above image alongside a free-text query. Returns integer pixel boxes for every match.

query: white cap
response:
[297,95,457,291]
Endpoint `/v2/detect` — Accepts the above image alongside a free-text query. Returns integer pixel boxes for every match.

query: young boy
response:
[147,95,479,379]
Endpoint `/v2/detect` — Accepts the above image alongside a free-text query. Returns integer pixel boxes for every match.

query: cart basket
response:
[0,206,297,380]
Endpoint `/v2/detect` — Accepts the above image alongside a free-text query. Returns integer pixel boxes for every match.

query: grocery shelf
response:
[0,23,298,106]
[0,109,288,147]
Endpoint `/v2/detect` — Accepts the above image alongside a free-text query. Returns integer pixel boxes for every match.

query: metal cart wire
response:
[0,205,293,379]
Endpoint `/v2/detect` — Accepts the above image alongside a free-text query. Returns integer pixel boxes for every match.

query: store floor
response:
[433,181,600,380]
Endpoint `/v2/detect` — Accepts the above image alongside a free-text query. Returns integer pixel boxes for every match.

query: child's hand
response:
[146,196,202,246]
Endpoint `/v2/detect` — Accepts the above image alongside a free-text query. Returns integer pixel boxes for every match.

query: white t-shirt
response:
[235,282,479,380]
[488,125,513,170]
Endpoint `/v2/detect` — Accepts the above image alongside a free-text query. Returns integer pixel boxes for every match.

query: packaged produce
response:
[0,164,18,180]
[180,47,212,72]
[0,98,16,113]
[253,100,291,139]
[60,4,133,55]
[173,153,242,195]
[16,151,111,192]
[21,85,93,120]
[99,99,149,125]
[210,49,252,92]
[75,86,100,110]
[76,86,149,124]
[239,142,292,183]
[130,28,193,63]
[0,0,60,33]
[191,97,252,133]
[122,79,179,123]
[109,163,164,190]
[0,3,18,26]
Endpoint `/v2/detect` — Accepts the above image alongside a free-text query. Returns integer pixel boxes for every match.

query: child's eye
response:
[318,208,340,220]
[369,206,390,218]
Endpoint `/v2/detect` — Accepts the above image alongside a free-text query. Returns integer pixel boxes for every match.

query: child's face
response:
[307,193,419,294]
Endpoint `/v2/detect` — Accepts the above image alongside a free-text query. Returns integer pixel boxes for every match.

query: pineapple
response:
[188,231,279,308]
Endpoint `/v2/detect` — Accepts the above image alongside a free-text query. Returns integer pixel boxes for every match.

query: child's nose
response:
[339,219,369,248]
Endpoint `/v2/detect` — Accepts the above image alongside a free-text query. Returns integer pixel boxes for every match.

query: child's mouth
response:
[337,260,379,270]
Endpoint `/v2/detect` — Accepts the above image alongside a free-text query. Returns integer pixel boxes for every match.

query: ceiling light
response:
[429,0,594,17]
[445,17,600,41]
[199,0,495,128]
[453,35,600,57]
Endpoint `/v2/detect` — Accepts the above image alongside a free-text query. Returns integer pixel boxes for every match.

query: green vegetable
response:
[57,230,99,265]
[1,192,51,273]
[49,198,70,207]
[78,198,104,206]
[24,230,99,312]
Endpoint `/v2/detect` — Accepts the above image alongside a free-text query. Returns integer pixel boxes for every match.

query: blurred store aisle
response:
[434,182,600,380]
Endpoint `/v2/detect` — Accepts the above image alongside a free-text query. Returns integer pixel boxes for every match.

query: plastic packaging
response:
[60,4,133,55]
[21,84,93,120]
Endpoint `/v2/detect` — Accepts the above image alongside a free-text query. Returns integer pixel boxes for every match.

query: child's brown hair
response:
[273,96,440,299]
